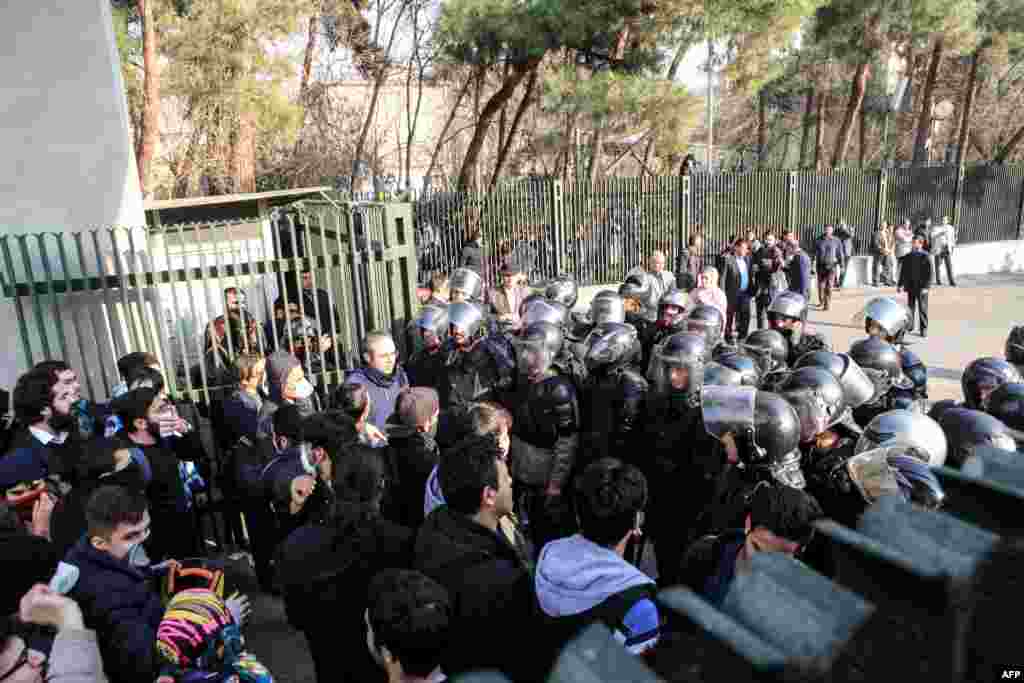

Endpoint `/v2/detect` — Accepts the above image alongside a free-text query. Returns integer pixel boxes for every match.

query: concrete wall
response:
[0,1,146,392]
[946,240,1024,277]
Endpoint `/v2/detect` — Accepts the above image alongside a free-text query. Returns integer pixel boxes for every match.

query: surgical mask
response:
[299,443,317,474]
[292,378,315,401]
[128,541,151,568]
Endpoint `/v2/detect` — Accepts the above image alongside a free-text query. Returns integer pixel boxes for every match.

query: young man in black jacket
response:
[897,234,934,338]
[413,433,540,681]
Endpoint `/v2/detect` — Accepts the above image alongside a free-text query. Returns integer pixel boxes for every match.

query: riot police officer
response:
[544,277,579,310]
[685,304,726,353]
[699,386,806,534]
[986,382,1024,447]
[441,302,514,409]
[406,304,449,392]
[713,352,760,387]
[449,267,484,304]
[1006,326,1024,375]
[933,407,1018,468]
[961,357,1023,410]
[579,323,648,467]
[521,297,587,390]
[855,296,912,349]
[620,273,656,341]
[641,331,716,584]
[848,337,916,427]
[766,291,830,366]
[742,328,791,391]
[855,409,948,467]
[502,321,581,549]
[644,289,689,370]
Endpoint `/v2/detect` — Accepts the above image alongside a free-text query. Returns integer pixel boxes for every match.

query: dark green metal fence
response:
[1,201,418,404]
[410,164,1024,285]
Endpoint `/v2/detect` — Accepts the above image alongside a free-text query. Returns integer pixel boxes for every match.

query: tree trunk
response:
[799,88,814,169]
[588,127,606,185]
[912,36,944,166]
[489,67,539,189]
[456,58,542,192]
[814,94,825,171]
[757,92,767,167]
[136,0,159,198]
[955,49,981,168]
[232,110,256,193]
[831,60,872,167]
[299,11,319,101]
[859,106,867,167]
[424,73,473,185]
[350,0,410,187]
[995,123,1024,164]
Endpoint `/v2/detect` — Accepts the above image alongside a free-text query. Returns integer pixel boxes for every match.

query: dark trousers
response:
[873,254,894,285]
[907,289,929,334]
[726,294,751,341]
[755,294,772,330]
[934,250,956,285]
[817,267,835,307]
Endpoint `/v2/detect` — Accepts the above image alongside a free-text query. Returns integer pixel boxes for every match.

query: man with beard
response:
[346,331,410,432]
[500,321,580,551]
[766,291,830,367]
[641,331,718,585]
[579,323,648,468]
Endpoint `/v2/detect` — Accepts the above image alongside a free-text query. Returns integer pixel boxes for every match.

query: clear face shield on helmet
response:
[785,388,835,443]
[854,412,948,468]
[589,295,625,326]
[515,337,556,383]
[408,306,448,353]
[686,318,722,349]
[845,446,904,504]
[585,324,637,373]
[447,302,483,349]
[449,268,482,302]
[853,298,909,344]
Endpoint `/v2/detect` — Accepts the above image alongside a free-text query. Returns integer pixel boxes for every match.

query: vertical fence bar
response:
[36,234,68,362]
[53,235,95,401]
[177,223,210,406]
[159,226,193,401]
[551,179,564,277]
[17,235,52,360]
[76,233,113,398]
[108,228,140,353]
[0,237,35,369]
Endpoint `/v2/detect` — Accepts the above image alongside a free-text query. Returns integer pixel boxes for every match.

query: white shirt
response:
[29,425,67,446]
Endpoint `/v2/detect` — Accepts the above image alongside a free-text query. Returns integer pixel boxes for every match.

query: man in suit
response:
[721,238,754,344]
[897,233,933,338]
[783,232,812,303]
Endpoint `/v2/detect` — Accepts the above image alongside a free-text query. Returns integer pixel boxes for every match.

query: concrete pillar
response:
[0,0,146,396]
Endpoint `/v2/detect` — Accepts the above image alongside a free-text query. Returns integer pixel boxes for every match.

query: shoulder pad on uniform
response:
[545,376,577,403]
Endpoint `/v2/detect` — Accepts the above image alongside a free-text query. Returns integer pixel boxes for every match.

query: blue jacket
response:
[787,250,812,299]
[64,535,165,683]
[345,366,410,431]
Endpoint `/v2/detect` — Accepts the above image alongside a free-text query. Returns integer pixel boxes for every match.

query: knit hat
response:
[396,387,439,427]
[156,588,273,683]
[266,351,300,399]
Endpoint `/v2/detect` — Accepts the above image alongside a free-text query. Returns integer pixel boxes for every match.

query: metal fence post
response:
[953,164,965,229]
[1017,175,1024,240]
[551,179,565,276]
[787,171,798,233]
[875,169,889,229]
[680,174,690,248]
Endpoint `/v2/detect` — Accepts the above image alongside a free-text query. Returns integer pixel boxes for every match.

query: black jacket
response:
[414,506,541,681]
[720,254,754,303]
[0,524,60,616]
[898,249,933,292]
[277,516,414,683]
[382,425,440,528]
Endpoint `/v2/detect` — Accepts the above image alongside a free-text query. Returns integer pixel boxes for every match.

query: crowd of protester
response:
[2,208,1021,683]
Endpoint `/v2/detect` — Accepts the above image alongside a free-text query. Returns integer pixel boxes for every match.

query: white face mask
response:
[128,541,150,568]
[292,378,315,400]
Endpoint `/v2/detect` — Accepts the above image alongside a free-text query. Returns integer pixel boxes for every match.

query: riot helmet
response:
[855,410,948,468]
[589,292,626,326]
[985,382,1024,444]
[520,297,570,328]
[648,331,707,398]
[515,321,563,383]
[767,292,808,345]
[584,323,639,373]
[685,305,725,349]
[934,407,1018,468]
[854,297,911,345]
[900,349,928,397]
[619,273,653,314]
[1004,325,1024,369]
[545,277,579,309]
[703,362,745,387]
[962,357,1023,410]
[888,453,944,509]
[657,289,689,329]
[448,301,485,348]
[928,399,959,424]
[450,268,483,302]
[701,386,804,489]
[781,367,848,443]
[716,352,760,387]
[849,337,912,401]
[796,351,875,411]
[743,329,789,374]
[409,304,448,352]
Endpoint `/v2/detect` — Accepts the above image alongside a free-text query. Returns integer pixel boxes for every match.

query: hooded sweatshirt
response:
[535,534,660,656]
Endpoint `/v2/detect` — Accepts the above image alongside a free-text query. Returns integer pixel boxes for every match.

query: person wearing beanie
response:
[383,388,440,528]
[346,331,409,431]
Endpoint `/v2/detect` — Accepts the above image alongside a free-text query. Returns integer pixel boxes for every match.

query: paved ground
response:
[246,272,1024,682]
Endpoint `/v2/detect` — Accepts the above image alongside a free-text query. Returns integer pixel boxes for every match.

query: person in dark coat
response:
[0,503,60,617]
[783,234,812,302]
[64,486,168,683]
[720,238,754,343]
[274,270,342,341]
[346,331,410,432]
[752,234,786,330]
[277,444,415,683]
[382,388,440,529]
[897,233,934,338]
[413,433,541,682]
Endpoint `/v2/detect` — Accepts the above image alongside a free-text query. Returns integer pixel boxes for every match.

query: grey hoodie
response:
[535,534,660,655]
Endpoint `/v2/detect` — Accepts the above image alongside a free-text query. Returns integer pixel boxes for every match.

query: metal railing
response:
[2,201,418,405]
[400,165,1024,285]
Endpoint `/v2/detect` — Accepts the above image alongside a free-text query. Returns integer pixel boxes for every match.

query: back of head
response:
[748,484,822,545]
[125,366,165,394]
[273,403,306,443]
[368,569,451,678]
[438,433,502,515]
[332,382,369,421]
[13,368,55,425]
[395,387,440,429]
[118,352,158,382]
[332,443,386,515]
[86,485,147,540]
[111,387,160,432]
[573,458,647,547]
